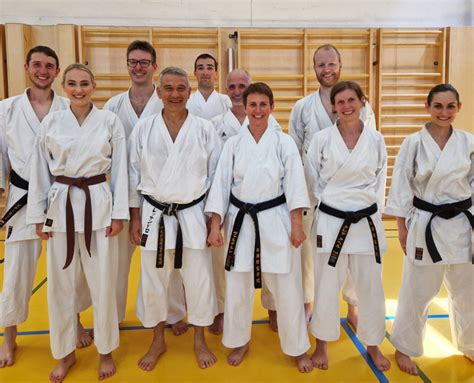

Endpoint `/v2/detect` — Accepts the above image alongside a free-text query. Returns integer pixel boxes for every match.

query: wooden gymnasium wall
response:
[0,25,472,205]
[446,27,473,134]
[3,24,77,97]
[79,27,226,108]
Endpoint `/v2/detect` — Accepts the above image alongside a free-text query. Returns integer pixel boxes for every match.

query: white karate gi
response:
[129,113,221,327]
[0,91,90,328]
[305,122,387,346]
[187,89,231,120]
[211,111,281,142]
[289,91,376,307]
[26,106,129,359]
[103,89,185,324]
[210,111,282,313]
[205,126,311,356]
[385,126,474,357]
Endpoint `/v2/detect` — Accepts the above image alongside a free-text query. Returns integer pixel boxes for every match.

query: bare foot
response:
[227,343,249,366]
[76,321,93,349]
[171,320,188,336]
[347,304,358,331]
[464,354,474,362]
[268,310,278,332]
[0,341,17,368]
[208,313,224,335]
[367,345,391,371]
[138,324,167,371]
[98,353,116,380]
[0,326,17,368]
[296,353,313,373]
[304,303,312,324]
[49,351,76,383]
[194,327,216,369]
[395,350,418,375]
[311,339,328,370]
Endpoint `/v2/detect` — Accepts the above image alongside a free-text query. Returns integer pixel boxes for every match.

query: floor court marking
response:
[384,331,431,383]
[341,318,389,383]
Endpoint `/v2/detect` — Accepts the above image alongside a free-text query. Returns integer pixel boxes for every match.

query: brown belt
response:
[55,174,107,269]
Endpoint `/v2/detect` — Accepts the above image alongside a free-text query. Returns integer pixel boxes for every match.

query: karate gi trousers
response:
[223,250,310,356]
[311,252,385,346]
[391,259,474,357]
[137,248,217,328]
[47,230,119,359]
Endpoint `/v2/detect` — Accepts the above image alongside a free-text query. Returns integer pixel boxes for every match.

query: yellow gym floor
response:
[0,222,473,382]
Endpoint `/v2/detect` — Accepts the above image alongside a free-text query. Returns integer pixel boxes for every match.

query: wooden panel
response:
[0,25,7,100]
[79,26,222,108]
[5,24,76,97]
[237,28,305,130]
[377,28,448,196]
[447,27,473,133]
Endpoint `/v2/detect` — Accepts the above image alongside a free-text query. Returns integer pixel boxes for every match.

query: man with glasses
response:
[104,41,187,336]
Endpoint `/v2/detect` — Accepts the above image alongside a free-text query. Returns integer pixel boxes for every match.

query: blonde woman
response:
[27,63,129,382]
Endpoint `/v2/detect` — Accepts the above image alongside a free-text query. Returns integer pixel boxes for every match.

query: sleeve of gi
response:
[0,101,9,190]
[109,114,130,220]
[281,135,310,211]
[26,118,54,224]
[288,99,305,155]
[304,133,322,209]
[384,137,415,218]
[204,139,234,223]
[128,120,143,209]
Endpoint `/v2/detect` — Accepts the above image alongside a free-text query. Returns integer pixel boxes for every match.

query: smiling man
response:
[186,53,231,120]
[0,46,92,368]
[287,44,377,332]
[128,66,222,371]
[103,41,188,336]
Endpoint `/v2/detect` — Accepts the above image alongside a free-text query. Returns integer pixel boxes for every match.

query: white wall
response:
[1,0,472,27]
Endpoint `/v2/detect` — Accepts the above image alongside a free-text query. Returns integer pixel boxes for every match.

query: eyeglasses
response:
[127,59,153,68]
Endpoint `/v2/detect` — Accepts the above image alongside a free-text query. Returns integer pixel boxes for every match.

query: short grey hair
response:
[226,69,252,87]
[158,66,190,87]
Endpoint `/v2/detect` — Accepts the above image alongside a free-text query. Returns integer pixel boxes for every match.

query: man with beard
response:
[288,44,376,333]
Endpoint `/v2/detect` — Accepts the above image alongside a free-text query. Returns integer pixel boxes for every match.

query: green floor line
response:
[31,277,47,295]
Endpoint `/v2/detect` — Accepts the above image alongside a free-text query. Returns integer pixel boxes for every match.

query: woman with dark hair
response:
[206,82,313,373]
[385,83,473,375]
[305,81,390,371]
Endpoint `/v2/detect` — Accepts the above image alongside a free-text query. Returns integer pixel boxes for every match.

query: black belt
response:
[413,196,473,264]
[0,170,29,263]
[318,202,381,267]
[225,193,286,289]
[142,194,206,269]
[0,169,29,228]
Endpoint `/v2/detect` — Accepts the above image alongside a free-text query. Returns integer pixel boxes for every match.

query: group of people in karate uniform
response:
[0,40,472,383]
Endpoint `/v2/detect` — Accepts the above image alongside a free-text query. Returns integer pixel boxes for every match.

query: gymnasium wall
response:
[0,0,473,27]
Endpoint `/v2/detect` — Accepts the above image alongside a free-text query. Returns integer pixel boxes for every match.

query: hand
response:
[36,223,53,240]
[129,217,142,246]
[207,228,224,248]
[396,217,408,255]
[106,219,123,237]
[291,227,306,248]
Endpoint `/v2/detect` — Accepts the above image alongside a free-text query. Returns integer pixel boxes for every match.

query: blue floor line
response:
[385,313,449,320]
[341,318,389,383]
